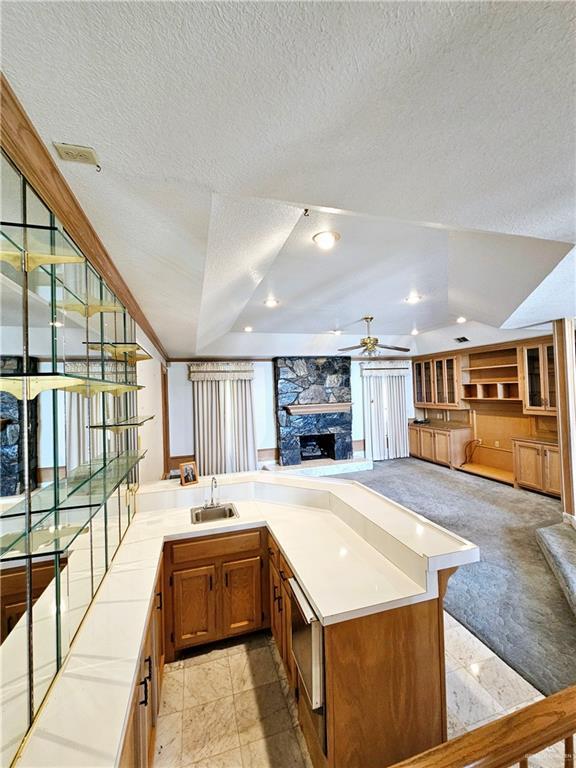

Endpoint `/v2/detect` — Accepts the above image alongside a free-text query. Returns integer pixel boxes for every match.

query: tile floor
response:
[154,612,564,768]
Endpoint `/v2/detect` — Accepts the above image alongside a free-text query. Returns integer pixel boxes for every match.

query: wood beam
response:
[0,73,168,360]
[553,318,576,517]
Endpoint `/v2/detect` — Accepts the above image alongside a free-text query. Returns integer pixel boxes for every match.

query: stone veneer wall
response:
[273,357,352,466]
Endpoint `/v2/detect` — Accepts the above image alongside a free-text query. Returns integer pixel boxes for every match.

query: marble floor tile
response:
[444,651,462,674]
[278,675,299,727]
[227,632,270,657]
[528,743,566,768]
[229,646,278,694]
[184,657,233,708]
[182,696,240,763]
[445,624,495,668]
[182,645,229,668]
[160,667,184,715]
[443,611,459,631]
[182,747,244,768]
[446,667,503,728]
[154,711,183,768]
[447,710,466,739]
[234,680,293,745]
[240,727,306,768]
[466,656,541,709]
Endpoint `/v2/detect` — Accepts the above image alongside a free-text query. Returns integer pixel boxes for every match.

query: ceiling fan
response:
[338,315,410,355]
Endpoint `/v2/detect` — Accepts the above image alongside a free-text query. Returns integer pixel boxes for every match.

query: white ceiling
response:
[2,2,574,357]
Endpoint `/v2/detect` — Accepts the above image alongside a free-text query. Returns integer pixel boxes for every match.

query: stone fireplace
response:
[273,357,353,466]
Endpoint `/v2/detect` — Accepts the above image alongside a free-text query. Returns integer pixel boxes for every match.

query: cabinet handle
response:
[273,585,279,600]
[224,572,229,588]
[209,575,213,591]
[145,655,152,682]
[139,678,148,707]
[268,547,275,557]
[156,591,163,611]
[278,596,283,613]
[279,570,287,581]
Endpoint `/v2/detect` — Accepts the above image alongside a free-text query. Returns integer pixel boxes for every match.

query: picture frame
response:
[179,460,199,486]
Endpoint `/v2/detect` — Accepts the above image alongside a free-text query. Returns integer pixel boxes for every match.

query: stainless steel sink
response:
[190,503,239,524]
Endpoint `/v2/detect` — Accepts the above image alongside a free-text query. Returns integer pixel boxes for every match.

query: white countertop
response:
[14,471,479,767]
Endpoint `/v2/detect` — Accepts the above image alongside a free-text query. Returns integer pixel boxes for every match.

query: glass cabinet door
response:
[423,361,433,403]
[435,360,445,403]
[413,362,423,403]
[545,345,556,410]
[445,358,456,404]
[524,346,543,408]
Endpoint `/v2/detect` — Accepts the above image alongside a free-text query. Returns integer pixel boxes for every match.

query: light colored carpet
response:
[337,458,575,695]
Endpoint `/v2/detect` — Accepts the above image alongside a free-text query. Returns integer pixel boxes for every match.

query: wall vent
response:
[454,336,470,343]
[53,142,99,166]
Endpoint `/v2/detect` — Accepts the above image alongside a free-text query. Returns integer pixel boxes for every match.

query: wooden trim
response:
[161,365,171,478]
[166,454,195,473]
[284,402,352,415]
[257,447,278,461]
[353,439,365,453]
[553,319,576,515]
[168,357,274,363]
[412,335,553,363]
[388,684,576,768]
[0,74,168,360]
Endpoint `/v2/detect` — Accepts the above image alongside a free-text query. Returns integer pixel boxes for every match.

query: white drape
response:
[361,363,409,461]
[190,371,257,476]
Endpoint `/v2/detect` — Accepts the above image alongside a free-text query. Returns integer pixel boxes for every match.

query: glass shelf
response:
[1,224,85,272]
[85,341,152,363]
[89,414,155,432]
[56,300,124,318]
[0,373,143,399]
[0,449,146,560]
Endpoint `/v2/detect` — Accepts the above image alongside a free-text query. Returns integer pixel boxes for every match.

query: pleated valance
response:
[188,361,254,381]
[360,360,411,377]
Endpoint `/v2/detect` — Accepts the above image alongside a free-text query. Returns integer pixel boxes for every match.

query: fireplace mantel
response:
[284,402,353,416]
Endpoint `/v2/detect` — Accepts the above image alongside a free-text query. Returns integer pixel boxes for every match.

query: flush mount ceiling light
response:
[312,231,341,251]
[411,328,419,336]
[404,292,422,305]
[456,316,467,324]
[264,297,279,308]
[331,329,342,335]
[244,326,253,333]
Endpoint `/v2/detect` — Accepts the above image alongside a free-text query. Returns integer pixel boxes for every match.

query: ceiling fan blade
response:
[338,344,364,351]
[376,344,411,352]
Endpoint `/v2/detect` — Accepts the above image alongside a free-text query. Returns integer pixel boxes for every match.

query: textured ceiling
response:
[2,2,574,356]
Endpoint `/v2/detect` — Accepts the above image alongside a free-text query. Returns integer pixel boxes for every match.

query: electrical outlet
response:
[477,438,482,444]
[494,440,500,448]
[53,142,99,166]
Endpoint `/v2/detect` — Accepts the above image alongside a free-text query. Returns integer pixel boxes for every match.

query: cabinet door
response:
[543,447,561,495]
[434,360,446,404]
[433,431,451,466]
[281,580,295,687]
[523,346,544,410]
[544,345,557,412]
[222,556,262,637]
[269,562,284,658]
[408,427,420,457]
[419,429,435,460]
[423,361,434,404]
[173,565,218,649]
[119,686,145,768]
[154,564,164,696]
[445,358,457,405]
[514,442,543,490]
[413,362,424,405]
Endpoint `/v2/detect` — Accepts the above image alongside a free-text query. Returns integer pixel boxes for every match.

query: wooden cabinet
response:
[269,559,284,659]
[173,564,218,649]
[413,356,462,409]
[522,344,557,414]
[409,424,472,468]
[165,530,266,660]
[269,539,296,688]
[222,556,262,637]
[512,439,561,497]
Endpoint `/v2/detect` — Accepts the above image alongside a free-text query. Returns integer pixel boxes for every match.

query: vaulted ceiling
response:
[2,2,574,357]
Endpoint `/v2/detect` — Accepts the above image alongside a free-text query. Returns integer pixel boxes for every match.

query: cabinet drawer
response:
[172,530,262,564]
[278,553,293,581]
[267,534,280,568]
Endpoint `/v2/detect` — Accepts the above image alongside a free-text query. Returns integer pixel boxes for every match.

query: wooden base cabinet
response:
[513,439,561,496]
[268,538,296,688]
[164,530,267,662]
[409,425,472,468]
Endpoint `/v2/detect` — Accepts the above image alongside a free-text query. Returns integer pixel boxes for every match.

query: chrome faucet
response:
[210,476,217,507]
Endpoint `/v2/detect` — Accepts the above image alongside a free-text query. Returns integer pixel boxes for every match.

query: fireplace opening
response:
[299,433,336,462]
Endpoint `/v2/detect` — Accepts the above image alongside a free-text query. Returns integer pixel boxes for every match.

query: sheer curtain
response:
[189,362,258,476]
[361,361,410,460]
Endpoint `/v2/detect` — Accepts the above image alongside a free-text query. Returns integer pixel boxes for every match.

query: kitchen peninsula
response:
[14,473,479,768]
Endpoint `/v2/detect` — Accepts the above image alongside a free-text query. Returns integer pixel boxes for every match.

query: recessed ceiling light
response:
[49,321,64,328]
[312,231,341,251]
[456,316,467,324]
[244,326,253,333]
[411,328,419,336]
[264,297,279,308]
[405,292,422,304]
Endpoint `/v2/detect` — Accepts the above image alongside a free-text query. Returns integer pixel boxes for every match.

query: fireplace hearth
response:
[299,434,336,462]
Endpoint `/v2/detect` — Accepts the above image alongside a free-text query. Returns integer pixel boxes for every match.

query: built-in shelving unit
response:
[460,347,520,402]
[89,414,154,432]
[86,341,152,363]
[0,372,143,399]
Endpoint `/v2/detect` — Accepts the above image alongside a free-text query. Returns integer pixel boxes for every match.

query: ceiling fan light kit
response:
[337,315,410,355]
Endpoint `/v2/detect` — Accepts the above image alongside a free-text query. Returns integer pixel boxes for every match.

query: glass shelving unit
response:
[0,155,149,766]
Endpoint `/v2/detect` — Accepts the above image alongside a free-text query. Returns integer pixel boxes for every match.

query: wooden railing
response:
[391,685,576,768]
